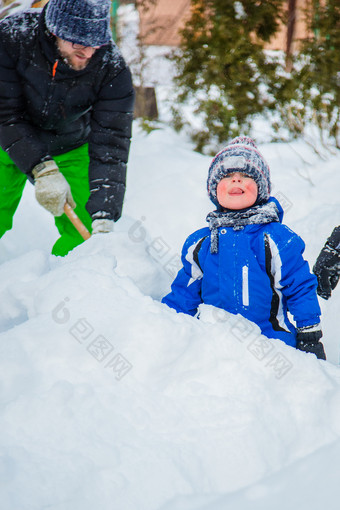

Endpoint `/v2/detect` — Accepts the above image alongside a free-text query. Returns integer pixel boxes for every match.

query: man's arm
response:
[86,64,135,223]
[0,22,50,179]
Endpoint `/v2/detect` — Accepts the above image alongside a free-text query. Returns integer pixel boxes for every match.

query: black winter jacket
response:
[0,8,135,221]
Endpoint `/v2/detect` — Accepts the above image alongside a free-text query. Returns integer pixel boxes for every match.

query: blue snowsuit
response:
[162,200,321,347]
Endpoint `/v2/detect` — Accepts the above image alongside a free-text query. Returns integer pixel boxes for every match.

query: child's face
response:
[216,172,258,210]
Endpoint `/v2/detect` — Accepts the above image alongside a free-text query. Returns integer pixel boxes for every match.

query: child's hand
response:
[296,327,326,360]
[296,339,326,360]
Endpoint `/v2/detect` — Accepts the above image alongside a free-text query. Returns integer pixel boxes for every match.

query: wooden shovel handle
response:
[64,203,91,240]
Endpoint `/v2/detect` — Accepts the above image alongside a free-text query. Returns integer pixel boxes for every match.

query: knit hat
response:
[45,0,112,47]
[207,136,271,207]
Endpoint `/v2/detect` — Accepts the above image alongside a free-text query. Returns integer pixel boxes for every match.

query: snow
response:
[1,124,340,510]
[1,2,340,510]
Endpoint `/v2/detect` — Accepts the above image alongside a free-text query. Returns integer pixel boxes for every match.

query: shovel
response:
[64,202,91,240]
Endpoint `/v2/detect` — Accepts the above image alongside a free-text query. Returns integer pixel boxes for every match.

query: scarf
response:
[206,201,280,254]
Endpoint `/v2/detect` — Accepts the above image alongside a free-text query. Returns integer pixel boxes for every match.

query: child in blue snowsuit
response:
[162,137,326,360]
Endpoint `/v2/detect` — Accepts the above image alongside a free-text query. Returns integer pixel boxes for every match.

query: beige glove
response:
[92,218,114,234]
[32,160,75,216]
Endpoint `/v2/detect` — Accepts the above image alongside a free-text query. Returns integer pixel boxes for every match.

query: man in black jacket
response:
[0,0,135,255]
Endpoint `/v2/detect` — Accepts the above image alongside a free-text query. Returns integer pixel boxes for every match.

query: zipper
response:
[41,59,59,118]
[52,59,59,78]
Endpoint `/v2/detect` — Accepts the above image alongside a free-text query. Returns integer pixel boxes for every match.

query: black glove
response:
[296,327,326,360]
[313,226,340,300]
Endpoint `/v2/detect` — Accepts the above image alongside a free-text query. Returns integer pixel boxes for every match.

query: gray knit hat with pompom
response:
[45,0,112,47]
[207,136,271,207]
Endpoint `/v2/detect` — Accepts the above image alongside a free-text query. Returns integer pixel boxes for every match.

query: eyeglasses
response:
[52,32,106,51]
[71,42,102,50]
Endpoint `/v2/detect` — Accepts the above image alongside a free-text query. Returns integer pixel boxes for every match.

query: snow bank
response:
[1,231,340,510]
[1,125,340,510]
[1,232,340,510]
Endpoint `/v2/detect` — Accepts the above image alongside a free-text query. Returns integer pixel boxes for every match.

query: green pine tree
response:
[171,0,340,152]
[288,0,340,147]
[171,0,286,152]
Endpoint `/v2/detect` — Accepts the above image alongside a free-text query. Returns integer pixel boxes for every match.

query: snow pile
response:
[1,125,340,510]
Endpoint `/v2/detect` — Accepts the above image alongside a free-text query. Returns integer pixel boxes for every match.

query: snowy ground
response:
[1,124,340,510]
[1,2,340,509]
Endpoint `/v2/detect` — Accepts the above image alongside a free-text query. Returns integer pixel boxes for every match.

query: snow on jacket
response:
[0,7,135,221]
[162,200,321,347]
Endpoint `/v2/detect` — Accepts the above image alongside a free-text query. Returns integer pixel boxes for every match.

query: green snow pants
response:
[0,144,92,256]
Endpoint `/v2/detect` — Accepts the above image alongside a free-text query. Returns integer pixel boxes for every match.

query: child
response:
[313,226,340,300]
[162,137,326,360]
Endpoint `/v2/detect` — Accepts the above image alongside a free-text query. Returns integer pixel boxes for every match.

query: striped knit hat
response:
[207,136,271,207]
[45,0,112,47]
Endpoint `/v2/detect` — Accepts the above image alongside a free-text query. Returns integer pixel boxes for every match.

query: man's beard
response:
[58,48,91,71]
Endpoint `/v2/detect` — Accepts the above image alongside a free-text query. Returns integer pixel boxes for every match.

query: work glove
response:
[296,326,326,360]
[92,218,114,234]
[32,160,75,216]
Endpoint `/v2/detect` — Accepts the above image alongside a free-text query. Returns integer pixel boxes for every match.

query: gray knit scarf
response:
[206,201,280,253]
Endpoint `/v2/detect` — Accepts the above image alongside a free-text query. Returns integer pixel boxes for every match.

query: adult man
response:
[0,0,135,255]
